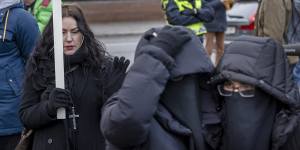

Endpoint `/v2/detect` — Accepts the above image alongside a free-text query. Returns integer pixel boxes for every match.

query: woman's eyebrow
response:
[62,27,79,31]
[71,27,79,31]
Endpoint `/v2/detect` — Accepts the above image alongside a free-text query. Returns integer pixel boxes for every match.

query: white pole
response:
[52,0,66,119]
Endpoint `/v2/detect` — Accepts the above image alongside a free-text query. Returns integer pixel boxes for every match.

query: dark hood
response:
[134,26,214,77]
[211,35,300,109]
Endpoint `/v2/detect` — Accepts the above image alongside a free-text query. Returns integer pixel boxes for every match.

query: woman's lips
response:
[64,46,74,51]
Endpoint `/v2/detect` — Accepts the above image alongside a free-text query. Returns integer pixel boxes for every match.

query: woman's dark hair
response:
[25,4,108,90]
[43,4,106,66]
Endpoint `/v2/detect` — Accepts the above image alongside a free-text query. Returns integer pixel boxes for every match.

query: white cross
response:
[69,107,79,130]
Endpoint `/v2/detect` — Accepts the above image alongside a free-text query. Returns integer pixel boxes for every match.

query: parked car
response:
[225,0,258,41]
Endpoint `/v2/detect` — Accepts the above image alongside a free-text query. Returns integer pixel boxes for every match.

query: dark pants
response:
[0,134,21,150]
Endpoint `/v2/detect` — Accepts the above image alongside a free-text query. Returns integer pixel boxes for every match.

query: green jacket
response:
[29,0,53,32]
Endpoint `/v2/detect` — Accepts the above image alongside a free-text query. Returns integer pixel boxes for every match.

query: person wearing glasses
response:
[217,81,255,98]
[211,35,300,150]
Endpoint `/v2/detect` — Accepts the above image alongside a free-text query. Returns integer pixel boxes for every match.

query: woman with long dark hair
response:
[19,4,129,150]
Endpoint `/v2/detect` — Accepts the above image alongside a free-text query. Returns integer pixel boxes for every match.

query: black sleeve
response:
[19,62,56,129]
[195,0,216,23]
[102,59,127,102]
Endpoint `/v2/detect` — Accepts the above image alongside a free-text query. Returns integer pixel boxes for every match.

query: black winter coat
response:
[204,0,227,32]
[211,35,300,150]
[19,55,121,150]
[101,27,221,150]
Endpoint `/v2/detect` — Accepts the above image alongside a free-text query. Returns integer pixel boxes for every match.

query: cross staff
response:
[53,0,66,119]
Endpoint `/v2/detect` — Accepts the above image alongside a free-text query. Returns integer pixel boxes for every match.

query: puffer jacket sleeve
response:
[100,45,173,148]
[34,0,53,32]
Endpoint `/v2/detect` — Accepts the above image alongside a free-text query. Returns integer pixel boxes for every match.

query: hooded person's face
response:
[222,88,276,149]
[218,81,255,98]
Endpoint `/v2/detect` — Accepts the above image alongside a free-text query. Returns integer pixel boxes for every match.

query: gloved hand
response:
[181,5,214,23]
[195,6,215,22]
[47,88,73,117]
[104,56,130,101]
[181,8,197,16]
[151,26,191,57]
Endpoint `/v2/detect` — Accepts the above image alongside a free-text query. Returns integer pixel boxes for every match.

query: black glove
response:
[195,6,215,22]
[47,88,73,117]
[181,5,215,22]
[181,8,197,16]
[151,26,191,57]
[104,56,130,101]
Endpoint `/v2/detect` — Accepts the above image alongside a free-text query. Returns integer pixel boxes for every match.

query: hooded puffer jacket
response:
[211,35,300,150]
[101,27,222,150]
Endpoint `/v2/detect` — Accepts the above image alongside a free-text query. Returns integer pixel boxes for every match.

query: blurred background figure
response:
[204,0,233,65]
[255,0,291,44]
[24,0,53,32]
[0,0,39,149]
[255,0,299,66]
[161,0,215,43]
[286,0,300,86]
[286,0,300,44]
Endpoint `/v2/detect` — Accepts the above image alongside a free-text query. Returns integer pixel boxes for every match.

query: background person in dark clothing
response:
[0,0,40,149]
[204,0,229,65]
[211,36,300,150]
[101,26,221,150]
[19,4,129,150]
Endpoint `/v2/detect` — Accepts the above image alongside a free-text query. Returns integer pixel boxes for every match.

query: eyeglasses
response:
[217,81,255,98]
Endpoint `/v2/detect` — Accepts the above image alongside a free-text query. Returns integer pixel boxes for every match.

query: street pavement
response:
[90,21,165,38]
[91,20,216,65]
[92,21,165,63]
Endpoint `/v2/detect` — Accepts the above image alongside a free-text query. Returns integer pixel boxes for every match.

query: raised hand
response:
[151,25,191,57]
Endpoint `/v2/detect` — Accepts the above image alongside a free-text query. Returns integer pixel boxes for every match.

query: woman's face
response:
[63,17,83,55]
